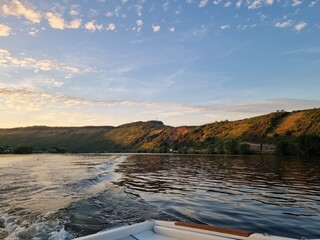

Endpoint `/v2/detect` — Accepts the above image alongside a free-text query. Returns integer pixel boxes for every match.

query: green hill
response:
[0,108,320,153]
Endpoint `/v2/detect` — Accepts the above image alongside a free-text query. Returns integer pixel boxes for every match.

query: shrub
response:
[13,144,33,154]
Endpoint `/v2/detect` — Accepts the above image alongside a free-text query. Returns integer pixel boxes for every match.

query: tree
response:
[239,143,251,155]
[216,142,225,154]
[49,147,67,153]
[297,135,320,155]
[275,140,292,155]
[224,139,239,154]
[13,144,33,154]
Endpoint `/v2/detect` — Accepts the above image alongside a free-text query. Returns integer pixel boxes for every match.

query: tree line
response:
[0,144,66,154]
[276,135,320,156]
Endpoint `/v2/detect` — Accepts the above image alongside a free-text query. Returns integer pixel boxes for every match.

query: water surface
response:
[0,154,319,239]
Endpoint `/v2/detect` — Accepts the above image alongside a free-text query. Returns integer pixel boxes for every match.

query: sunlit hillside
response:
[0,108,319,153]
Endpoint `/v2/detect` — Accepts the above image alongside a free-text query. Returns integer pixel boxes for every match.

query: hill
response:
[0,108,320,153]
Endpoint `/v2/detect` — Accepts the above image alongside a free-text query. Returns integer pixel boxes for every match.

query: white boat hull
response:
[75,220,319,240]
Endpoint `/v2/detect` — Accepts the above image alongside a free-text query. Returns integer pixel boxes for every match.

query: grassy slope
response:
[0,109,319,152]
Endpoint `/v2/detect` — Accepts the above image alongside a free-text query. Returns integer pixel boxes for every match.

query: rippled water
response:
[0,154,319,239]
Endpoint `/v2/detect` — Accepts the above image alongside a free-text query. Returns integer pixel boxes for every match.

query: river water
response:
[0,154,319,239]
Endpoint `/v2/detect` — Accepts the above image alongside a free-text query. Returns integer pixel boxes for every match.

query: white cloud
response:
[199,0,208,8]
[136,19,143,32]
[89,8,99,18]
[67,19,82,29]
[308,0,318,7]
[236,0,242,8]
[169,27,175,32]
[28,29,39,36]
[220,25,230,30]
[0,24,11,37]
[237,24,251,31]
[37,60,53,71]
[106,11,114,17]
[295,22,307,31]
[85,21,103,32]
[274,20,293,28]
[46,12,65,30]
[107,23,116,31]
[46,13,81,30]
[248,0,263,9]
[1,0,41,23]
[152,25,161,32]
[247,0,273,9]
[64,74,73,79]
[135,4,143,17]
[61,66,79,73]
[42,78,65,88]
[292,0,303,6]
[224,2,232,7]
[69,4,80,16]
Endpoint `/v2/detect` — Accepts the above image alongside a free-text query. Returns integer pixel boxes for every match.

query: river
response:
[0,154,319,239]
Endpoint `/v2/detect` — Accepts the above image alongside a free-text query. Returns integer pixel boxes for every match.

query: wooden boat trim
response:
[175,222,253,237]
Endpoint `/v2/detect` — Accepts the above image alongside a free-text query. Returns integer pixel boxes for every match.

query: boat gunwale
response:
[175,222,253,237]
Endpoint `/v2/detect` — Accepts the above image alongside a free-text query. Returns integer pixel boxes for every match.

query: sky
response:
[0,0,319,127]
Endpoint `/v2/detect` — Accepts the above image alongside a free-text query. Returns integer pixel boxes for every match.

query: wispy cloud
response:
[224,2,232,7]
[219,41,250,58]
[247,0,274,9]
[1,0,41,23]
[236,0,243,8]
[274,20,293,28]
[248,0,262,9]
[1,87,318,126]
[224,98,320,114]
[220,25,230,30]
[0,87,162,112]
[199,0,208,8]
[292,0,303,7]
[69,4,80,16]
[0,48,80,73]
[0,24,11,37]
[308,1,318,7]
[284,47,320,54]
[162,0,169,12]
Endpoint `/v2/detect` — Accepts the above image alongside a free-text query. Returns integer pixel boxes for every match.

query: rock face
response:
[0,108,319,153]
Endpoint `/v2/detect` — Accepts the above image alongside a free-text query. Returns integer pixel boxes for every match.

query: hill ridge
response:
[0,108,319,153]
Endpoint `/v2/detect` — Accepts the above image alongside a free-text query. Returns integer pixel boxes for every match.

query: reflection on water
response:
[115,154,320,238]
[0,154,319,239]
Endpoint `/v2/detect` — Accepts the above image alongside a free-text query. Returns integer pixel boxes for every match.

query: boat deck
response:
[119,230,176,240]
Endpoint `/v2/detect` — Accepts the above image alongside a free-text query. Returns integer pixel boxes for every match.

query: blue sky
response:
[0,0,319,127]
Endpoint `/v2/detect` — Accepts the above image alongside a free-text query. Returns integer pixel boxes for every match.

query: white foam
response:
[49,227,72,240]
[1,213,74,240]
